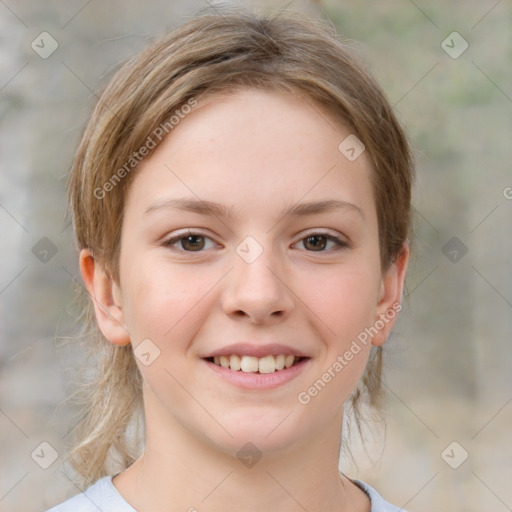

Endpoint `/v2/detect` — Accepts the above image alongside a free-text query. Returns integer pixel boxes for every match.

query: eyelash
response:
[163,230,350,253]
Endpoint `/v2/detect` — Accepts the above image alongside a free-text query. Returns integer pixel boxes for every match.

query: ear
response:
[371,242,410,347]
[79,249,131,346]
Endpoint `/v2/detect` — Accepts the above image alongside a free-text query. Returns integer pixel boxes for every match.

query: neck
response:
[113,395,370,512]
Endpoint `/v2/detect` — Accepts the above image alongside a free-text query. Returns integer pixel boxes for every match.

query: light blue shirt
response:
[45,475,407,511]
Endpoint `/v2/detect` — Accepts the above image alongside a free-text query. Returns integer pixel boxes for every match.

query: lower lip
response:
[203,358,311,390]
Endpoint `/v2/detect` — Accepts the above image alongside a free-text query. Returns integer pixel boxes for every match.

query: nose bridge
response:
[222,235,294,321]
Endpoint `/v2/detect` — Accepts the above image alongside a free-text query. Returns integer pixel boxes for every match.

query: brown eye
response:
[181,235,205,251]
[298,233,349,252]
[164,232,215,252]
[303,235,327,251]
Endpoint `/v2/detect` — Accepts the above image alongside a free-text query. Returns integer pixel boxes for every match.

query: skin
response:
[80,88,409,512]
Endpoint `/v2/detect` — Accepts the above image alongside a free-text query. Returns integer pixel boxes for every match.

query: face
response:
[84,88,408,458]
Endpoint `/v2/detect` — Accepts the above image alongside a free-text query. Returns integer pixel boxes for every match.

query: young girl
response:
[47,5,412,511]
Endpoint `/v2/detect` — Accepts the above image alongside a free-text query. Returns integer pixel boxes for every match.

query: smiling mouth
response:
[205,354,307,374]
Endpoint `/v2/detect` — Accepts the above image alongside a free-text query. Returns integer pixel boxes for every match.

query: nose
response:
[221,246,295,325]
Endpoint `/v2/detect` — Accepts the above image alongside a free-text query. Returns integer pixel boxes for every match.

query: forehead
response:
[124,88,376,223]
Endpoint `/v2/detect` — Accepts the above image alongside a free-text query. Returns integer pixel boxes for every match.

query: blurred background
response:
[0,1,510,511]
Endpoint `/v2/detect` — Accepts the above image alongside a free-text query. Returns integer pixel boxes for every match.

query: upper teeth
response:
[212,354,296,373]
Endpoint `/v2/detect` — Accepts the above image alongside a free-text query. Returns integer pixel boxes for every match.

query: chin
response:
[202,407,309,459]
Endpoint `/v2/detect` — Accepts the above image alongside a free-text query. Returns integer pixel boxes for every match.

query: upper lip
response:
[201,343,310,359]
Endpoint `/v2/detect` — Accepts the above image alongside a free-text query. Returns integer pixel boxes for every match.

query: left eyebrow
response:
[144,197,364,219]
[286,199,364,219]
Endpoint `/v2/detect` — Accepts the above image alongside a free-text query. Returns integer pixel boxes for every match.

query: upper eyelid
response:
[164,228,344,240]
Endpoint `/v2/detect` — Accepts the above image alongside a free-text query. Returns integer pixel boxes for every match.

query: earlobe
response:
[79,249,131,346]
[371,242,410,347]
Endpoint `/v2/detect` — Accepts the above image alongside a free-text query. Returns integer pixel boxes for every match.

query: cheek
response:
[120,257,217,343]
[296,263,380,347]
[295,267,377,413]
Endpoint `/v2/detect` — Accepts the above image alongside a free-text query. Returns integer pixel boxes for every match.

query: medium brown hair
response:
[65,4,414,487]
